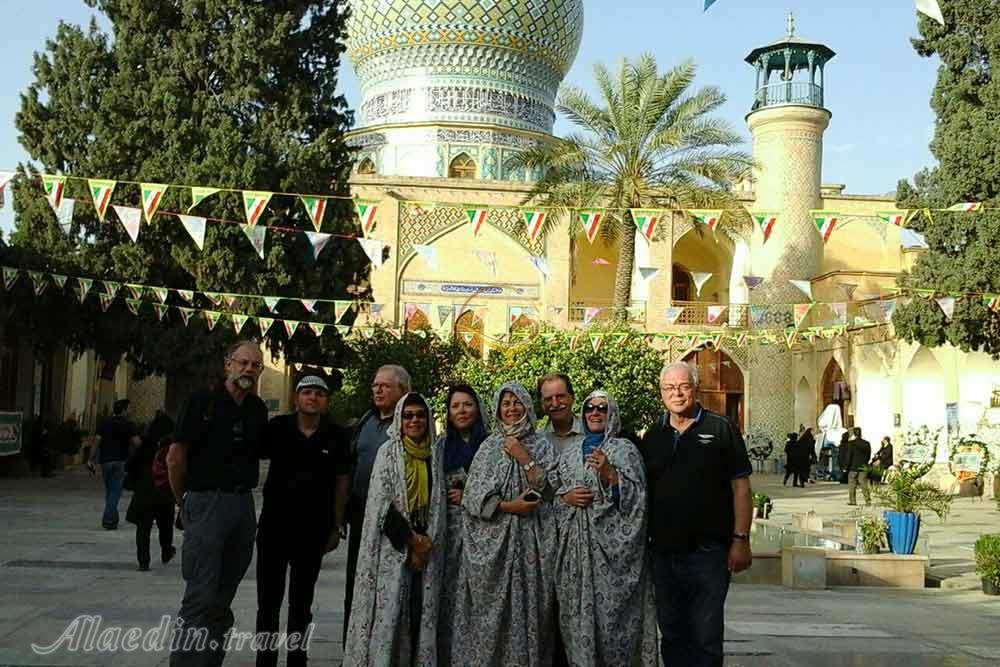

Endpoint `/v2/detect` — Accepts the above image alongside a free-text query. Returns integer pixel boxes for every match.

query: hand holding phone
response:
[522,489,542,503]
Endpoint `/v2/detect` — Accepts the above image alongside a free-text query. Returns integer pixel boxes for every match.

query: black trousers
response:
[256,525,325,667]
[135,505,175,567]
[342,496,366,647]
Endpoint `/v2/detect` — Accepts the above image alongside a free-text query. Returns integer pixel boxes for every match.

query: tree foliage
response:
[515,55,752,311]
[4,0,359,379]
[893,0,1000,356]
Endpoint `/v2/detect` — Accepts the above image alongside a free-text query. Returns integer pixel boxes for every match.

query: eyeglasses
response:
[228,357,263,371]
[583,404,609,414]
[401,411,427,421]
[660,383,694,395]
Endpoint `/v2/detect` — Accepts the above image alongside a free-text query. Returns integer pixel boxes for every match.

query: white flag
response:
[690,272,713,297]
[638,266,659,282]
[936,296,955,320]
[915,0,944,25]
[304,231,331,260]
[531,256,550,278]
[789,279,813,301]
[358,238,385,268]
[56,198,75,228]
[413,244,438,270]
[179,215,207,250]
[242,224,267,259]
[113,205,142,243]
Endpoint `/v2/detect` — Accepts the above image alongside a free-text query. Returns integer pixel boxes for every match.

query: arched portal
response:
[356,157,376,175]
[448,153,477,179]
[795,376,815,431]
[455,309,484,357]
[672,264,692,301]
[821,358,848,421]
[903,347,947,462]
[683,347,744,430]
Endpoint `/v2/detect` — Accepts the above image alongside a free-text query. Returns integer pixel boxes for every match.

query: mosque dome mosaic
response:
[345,0,585,135]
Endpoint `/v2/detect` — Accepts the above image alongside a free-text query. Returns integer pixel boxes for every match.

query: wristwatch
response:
[522,460,536,473]
[732,533,749,542]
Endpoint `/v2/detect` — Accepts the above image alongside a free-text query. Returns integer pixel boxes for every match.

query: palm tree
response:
[517,54,753,313]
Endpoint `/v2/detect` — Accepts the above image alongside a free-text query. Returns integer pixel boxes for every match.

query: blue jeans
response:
[651,542,731,667]
[101,461,126,528]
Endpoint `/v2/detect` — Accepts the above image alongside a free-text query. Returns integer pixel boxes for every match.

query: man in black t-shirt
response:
[166,340,269,667]
[255,373,349,667]
[638,361,753,667]
[90,399,141,529]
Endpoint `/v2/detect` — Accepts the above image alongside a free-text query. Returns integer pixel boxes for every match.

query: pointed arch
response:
[683,347,744,430]
[448,153,477,179]
[455,309,484,357]
[356,157,376,175]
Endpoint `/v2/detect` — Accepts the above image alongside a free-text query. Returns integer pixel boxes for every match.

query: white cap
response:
[295,375,330,393]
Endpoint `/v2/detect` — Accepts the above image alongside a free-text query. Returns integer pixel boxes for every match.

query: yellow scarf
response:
[402,434,432,524]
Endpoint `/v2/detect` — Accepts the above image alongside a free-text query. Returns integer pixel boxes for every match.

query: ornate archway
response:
[684,347,745,430]
[820,357,848,421]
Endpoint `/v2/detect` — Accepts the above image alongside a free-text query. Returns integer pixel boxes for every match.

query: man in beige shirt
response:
[538,373,585,454]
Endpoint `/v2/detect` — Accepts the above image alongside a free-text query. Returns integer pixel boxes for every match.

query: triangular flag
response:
[78,277,93,295]
[358,238,385,268]
[811,210,839,243]
[984,296,1000,313]
[794,303,813,328]
[356,201,378,236]
[915,0,944,25]
[333,301,352,323]
[113,205,142,242]
[631,209,660,241]
[665,306,684,324]
[936,296,955,320]
[436,305,454,330]
[103,280,120,297]
[466,208,489,235]
[579,211,603,243]
[784,330,798,349]
[98,293,114,311]
[88,179,116,222]
[523,210,546,242]
[838,283,858,300]
[177,307,194,326]
[690,209,723,231]
[258,316,274,335]
[947,202,982,212]
[753,212,778,242]
[589,334,604,353]
[150,287,169,303]
[29,271,47,295]
[203,292,221,306]
[283,320,301,338]
[592,258,610,266]
[55,197,75,227]
[568,334,581,351]
[125,299,141,316]
[461,332,474,344]
[189,187,220,212]
[743,276,765,291]
[42,174,66,211]
[204,311,222,331]
[413,244,438,270]
[473,249,498,276]
[301,299,318,313]
[308,322,326,337]
[74,285,87,303]
[178,215,207,250]
[877,210,909,227]
[262,296,280,312]
[300,196,327,232]
[232,313,249,334]
[176,289,193,303]
[126,283,144,300]
[140,183,168,223]
[583,307,601,326]
[242,224,267,259]
[304,231,331,260]
[690,272,713,297]
[51,274,67,289]
[790,279,813,301]
[830,302,848,325]
[707,305,727,324]
[735,331,749,348]
[2,267,18,290]
[153,303,168,321]
[879,299,898,321]
[222,294,237,309]
[638,266,659,282]
[242,191,273,227]
[531,256,551,278]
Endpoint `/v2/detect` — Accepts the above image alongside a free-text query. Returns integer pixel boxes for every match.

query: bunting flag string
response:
[631,209,660,242]
[179,215,207,250]
[523,210,546,242]
[42,174,66,211]
[691,210,723,231]
[752,212,777,242]
[141,183,168,224]
[300,196,327,232]
[811,210,840,243]
[189,187,221,211]
[242,191,273,227]
[356,201,378,237]
[304,232,332,260]
[466,208,489,236]
[242,224,267,259]
[88,179,117,223]
[113,205,142,243]
[579,210,603,244]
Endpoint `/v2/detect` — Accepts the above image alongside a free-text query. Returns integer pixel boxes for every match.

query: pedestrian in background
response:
[90,399,141,530]
[125,432,176,571]
[846,427,872,506]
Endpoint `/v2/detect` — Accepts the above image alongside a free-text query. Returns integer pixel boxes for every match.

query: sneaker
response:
[137,564,150,572]
[103,524,118,530]
[162,546,177,564]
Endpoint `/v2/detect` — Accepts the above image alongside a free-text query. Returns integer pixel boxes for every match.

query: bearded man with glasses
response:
[637,361,754,667]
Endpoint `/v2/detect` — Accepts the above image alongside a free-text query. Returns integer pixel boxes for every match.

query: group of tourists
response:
[154,338,753,667]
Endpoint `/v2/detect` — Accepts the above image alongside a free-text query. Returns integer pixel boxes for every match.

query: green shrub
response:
[873,461,953,520]
[974,534,1000,585]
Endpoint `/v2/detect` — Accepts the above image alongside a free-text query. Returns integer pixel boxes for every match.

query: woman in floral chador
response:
[553,390,658,666]
[456,382,558,667]
[343,393,445,666]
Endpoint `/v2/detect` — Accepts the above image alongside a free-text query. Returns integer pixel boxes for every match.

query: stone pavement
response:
[1,466,999,666]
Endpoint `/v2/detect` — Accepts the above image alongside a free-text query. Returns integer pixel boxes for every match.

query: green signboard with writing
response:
[0,412,23,457]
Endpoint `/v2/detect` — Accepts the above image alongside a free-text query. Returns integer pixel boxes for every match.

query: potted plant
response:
[873,461,952,555]
[752,492,773,520]
[974,534,1000,595]
[855,514,887,554]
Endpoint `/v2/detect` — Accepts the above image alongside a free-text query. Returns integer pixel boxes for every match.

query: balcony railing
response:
[752,82,823,110]
[568,300,646,324]
[672,301,749,328]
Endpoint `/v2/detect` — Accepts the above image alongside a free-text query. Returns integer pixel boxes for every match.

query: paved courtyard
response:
[1,466,999,666]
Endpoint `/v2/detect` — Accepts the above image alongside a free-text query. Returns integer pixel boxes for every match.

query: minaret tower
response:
[745,16,835,442]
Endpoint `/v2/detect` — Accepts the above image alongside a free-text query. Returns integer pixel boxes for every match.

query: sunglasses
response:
[583,404,609,414]
[401,411,428,421]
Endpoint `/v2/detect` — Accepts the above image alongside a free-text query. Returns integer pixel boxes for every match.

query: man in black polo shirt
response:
[256,373,349,667]
[167,340,269,667]
[639,361,753,667]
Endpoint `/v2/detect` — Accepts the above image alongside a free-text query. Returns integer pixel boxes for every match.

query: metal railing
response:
[568,300,646,324]
[752,81,823,109]
[671,301,749,328]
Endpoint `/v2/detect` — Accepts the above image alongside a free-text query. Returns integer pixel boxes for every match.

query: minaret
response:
[745,16,835,443]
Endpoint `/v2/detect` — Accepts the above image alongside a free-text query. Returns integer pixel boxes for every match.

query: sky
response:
[0,0,941,234]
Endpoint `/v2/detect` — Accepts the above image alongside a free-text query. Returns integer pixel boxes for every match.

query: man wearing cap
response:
[255,373,349,667]
[89,398,142,529]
